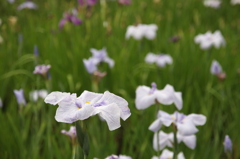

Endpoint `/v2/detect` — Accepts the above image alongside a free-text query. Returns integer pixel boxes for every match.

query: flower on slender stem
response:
[29,89,48,102]
[17,1,38,10]
[59,9,82,29]
[210,60,226,80]
[61,126,77,144]
[44,90,131,131]
[135,83,182,110]
[145,53,173,67]
[194,30,225,50]
[78,0,97,6]
[203,0,221,8]
[151,149,185,159]
[231,0,240,5]
[153,131,197,150]
[125,24,158,40]
[149,111,207,136]
[223,135,232,153]
[14,89,26,106]
[33,64,51,77]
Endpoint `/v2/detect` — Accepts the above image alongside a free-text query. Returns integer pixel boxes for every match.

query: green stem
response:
[72,145,76,159]
[173,125,178,159]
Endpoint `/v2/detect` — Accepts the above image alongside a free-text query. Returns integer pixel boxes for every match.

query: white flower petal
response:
[135,86,156,109]
[97,103,121,131]
[177,120,198,136]
[178,133,196,149]
[187,114,207,126]
[149,118,162,132]
[44,91,71,105]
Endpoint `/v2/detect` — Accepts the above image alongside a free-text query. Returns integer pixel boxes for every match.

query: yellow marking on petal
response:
[86,101,90,104]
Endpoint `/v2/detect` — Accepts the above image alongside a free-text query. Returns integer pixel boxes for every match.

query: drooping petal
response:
[177,120,198,136]
[119,155,132,159]
[97,103,121,131]
[83,58,98,74]
[44,91,71,105]
[187,114,207,126]
[135,86,157,109]
[97,91,130,120]
[149,118,162,132]
[177,133,196,149]
[224,135,232,153]
[210,60,222,75]
[153,131,173,151]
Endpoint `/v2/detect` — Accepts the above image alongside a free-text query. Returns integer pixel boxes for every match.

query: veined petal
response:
[97,103,121,131]
[44,91,71,105]
[149,118,162,132]
[98,91,130,120]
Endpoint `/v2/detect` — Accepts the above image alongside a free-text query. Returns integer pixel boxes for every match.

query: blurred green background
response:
[0,0,240,158]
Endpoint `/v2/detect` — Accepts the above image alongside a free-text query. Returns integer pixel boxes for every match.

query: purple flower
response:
[14,89,26,106]
[33,64,51,76]
[59,9,82,29]
[78,0,97,6]
[224,135,232,153]
[17,1,37,10]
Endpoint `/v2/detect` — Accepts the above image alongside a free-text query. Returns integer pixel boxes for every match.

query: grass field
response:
[0,0,240,158]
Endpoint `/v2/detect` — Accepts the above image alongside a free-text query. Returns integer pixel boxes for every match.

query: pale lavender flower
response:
[149,111,206,136]
[204,0,221,8]
[90,47,115,68]
[61,126,77,140]
[194,30,225,50]
[126,24,158,40]
[14,89,26,106]
[151,149,185,159]
[224,135,232,153]
[78,0,97,6]
[145,53,173,67]
[135,83,182,110]
[17,1,37,10]
[59,9,82,29]
[33,64,51,76]
[83,57,98,74]
[44,90,131,131]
